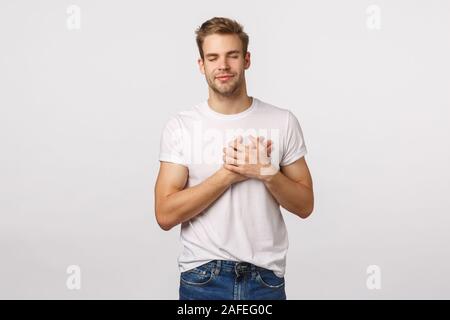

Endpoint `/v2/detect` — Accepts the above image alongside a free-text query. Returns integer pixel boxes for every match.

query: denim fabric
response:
[179,260,286,300]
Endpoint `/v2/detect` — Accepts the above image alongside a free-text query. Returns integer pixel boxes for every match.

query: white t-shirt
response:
[158,97,307,277]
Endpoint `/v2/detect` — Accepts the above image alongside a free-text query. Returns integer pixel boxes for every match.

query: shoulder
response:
[173,102,204,124]
[163,102,204,128]
[255,98,294,122]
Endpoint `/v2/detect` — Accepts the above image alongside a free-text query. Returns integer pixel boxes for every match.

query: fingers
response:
[223,146,237,158]
[225,136,273,160]
[235,143,248,153]
[248,136,272,155]
[223,155,239,165]
[231,136,248,153]
[228,135,243,151]
[226,135,247,158]
[223,146,248,161]
[224,163,243,174]
[248,135,260,148]
[266,139,273,156]
[249,135,270,147]
[223,145,246,165]
[267,144,272,156]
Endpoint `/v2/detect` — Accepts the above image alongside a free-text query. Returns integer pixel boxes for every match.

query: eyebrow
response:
[205,50,241,58]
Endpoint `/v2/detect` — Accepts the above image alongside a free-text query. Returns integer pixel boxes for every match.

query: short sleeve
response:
[159,116,187,166]
[280,111,308,166]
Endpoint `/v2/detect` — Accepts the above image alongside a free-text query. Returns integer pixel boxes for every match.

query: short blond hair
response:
[195,17,249,59]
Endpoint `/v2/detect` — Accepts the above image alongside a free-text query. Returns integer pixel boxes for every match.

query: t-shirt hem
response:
[280,148,307,167]
[159,154,187,167]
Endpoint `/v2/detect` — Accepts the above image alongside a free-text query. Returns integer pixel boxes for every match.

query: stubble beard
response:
[206,73,243,98]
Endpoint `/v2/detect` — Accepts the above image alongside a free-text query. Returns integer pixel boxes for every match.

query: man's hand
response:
[219,136,250,185]
[222,135,279,181]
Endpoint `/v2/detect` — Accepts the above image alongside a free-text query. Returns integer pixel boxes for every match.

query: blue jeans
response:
[179,260,286,300]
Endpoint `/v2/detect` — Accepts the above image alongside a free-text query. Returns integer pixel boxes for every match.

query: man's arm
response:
[154,162,245,231]
[263,157,314,219]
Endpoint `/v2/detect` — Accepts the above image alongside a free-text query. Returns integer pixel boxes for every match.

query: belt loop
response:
[214,260,221,276]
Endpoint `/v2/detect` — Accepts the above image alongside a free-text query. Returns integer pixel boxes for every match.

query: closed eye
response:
[207,56,239,62]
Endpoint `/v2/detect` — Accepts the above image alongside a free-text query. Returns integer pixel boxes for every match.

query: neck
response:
[207,84,252,115]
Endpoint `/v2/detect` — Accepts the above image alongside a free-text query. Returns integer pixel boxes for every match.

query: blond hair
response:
[195,17,249,59]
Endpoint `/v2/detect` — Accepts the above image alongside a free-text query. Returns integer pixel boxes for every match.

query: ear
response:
[198,57,205,75]
[244,51,251,70]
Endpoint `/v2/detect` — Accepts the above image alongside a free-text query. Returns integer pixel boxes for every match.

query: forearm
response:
[263,171,314,218]
[159,169,232,230]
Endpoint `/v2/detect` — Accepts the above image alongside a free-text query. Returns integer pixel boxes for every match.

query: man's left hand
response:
[222,135,279,181]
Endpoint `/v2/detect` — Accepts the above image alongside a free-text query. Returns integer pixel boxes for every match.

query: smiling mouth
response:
[216,75,234,81]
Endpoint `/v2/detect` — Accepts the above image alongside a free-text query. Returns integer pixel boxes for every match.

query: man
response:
[155,17,314,300]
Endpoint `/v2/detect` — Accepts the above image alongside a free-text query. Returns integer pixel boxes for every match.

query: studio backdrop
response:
[0,0,449,299]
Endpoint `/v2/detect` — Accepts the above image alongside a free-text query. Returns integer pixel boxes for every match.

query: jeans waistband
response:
[204,260,266,277]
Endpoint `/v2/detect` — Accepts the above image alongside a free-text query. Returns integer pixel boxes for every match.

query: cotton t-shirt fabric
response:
[158,97,307,277]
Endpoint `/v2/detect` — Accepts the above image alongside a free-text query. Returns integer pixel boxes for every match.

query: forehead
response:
[202,33,243,55]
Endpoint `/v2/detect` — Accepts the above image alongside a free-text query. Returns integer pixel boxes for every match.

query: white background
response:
[0,0,449,299]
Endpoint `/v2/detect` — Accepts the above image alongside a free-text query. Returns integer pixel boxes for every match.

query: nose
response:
[217,57,230,71]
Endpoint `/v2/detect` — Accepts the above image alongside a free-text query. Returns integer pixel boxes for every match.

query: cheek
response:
[205,66,217,77]
[232,62,244,73]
